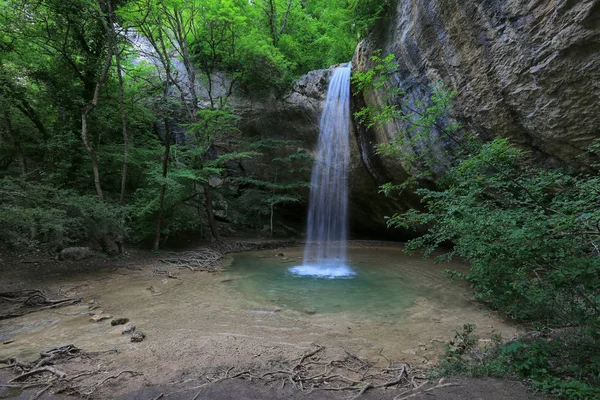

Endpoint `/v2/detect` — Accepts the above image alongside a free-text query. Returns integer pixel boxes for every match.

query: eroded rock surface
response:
[353,0,600,175]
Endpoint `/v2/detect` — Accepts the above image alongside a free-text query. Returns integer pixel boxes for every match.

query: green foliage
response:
[435,326,600,400]
[0,0,384,249]
[390,139,600,325]
[0,177,127,250]
[389,138,600,397]
[231,138,312,235]
[352,52,460,179]
[349,0,391,38]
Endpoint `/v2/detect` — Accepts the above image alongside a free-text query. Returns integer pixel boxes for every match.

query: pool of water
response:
[0,243,517,389]
[227,246,471,317]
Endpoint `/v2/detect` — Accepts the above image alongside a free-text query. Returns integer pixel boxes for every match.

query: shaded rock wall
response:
[353,0,600,176]
[232,69,401,238]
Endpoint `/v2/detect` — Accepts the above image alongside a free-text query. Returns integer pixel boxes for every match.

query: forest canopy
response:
[0,0,386,251]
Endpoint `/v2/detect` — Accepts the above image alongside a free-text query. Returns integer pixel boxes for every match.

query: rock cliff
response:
[353,0,600,178]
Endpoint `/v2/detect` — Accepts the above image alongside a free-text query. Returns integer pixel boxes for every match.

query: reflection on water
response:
[228,247,471,317]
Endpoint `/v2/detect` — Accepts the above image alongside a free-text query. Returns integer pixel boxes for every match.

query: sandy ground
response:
[0,243,552,399]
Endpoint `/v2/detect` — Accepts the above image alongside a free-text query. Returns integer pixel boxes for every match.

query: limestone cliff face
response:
[353,0,600,176]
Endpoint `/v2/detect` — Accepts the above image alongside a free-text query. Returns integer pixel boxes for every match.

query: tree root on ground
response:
[0,289,81,320]
[0,345,141,399]
[157,239,297,272]
[158,345,450,399]
[159,249,223,272]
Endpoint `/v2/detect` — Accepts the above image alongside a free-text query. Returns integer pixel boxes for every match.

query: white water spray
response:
[290,63,354,279]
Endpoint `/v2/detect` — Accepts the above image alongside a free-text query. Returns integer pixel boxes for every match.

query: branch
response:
[279,0,293,35]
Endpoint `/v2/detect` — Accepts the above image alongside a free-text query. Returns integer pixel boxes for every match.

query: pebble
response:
[130,331,146,342]
[90,314,112,322]
[122,324,136,334]
[111,317,129,326]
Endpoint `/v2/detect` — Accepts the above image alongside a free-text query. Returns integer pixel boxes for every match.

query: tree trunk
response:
[204,183,220,241]
[270,169,278,237]
[15,99,49,141]
[79,19,113,201]
[107,1,129,206]
[3,111,26,175]
[268,0,278,44]
[279,0,293,35]
[81,109,104,201]
[270,201,274,238]
[153,118,172,251]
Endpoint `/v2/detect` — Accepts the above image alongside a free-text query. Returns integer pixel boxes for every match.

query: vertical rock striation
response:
[353,0,600,174]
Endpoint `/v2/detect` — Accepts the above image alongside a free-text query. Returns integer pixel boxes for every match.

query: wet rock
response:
[111,317,129,326]
[122,324,136,334]
[303,309,316,315]
[130,331,146,342]
[59,247,93,261]
[90,314,112,323]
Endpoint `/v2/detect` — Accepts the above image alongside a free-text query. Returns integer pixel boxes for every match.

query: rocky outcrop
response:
[232,68,404,237]
[353,0,600,174]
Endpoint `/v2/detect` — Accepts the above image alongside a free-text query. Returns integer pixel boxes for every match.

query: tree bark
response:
[2,110,26,175]
[267,0,278,44]
[15,100,49,141]
[203,183,220,241]
[153,118,172,251]
[81,110,104,201]
[279,0,293,35]
[106,1,129,206]
[80,7,113,201]
[270,201,274,238]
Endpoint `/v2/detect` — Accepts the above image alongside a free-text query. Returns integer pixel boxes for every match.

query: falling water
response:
[290,63,354,279]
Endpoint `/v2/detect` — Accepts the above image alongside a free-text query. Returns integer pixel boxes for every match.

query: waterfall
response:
[290,63,354,278]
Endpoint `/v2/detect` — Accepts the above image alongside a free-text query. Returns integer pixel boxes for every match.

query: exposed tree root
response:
[1,344,141,399]
[0,289,81,320]
[393,380,459,400]
[158,345,430,399]
[159,248,223,271]
[82,370,141,396]
[157,239,297,272]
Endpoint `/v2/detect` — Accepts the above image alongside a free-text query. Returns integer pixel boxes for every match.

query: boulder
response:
[58,247,93,261]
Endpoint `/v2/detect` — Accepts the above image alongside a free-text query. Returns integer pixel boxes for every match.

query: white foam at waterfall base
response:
[290,62,354,279]
[289,264,355,279]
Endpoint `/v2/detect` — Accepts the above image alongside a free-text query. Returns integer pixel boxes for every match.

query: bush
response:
[435,326,600,399]
[0,177,127,252]
[394,140,600,398]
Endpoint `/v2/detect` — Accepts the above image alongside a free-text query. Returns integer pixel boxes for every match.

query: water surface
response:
[228,246,472,318]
